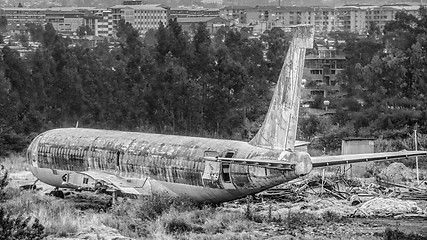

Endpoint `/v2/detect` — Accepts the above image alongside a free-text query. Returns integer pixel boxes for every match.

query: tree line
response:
[0,19,290,156]
[2,9,427,156]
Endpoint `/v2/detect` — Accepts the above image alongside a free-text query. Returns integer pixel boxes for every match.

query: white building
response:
[109,4,169,35]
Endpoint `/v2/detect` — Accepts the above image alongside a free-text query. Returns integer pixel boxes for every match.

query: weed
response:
[0,155,28,173]
[383,227,427,240]
[161,211,193,234]
[322,210,345,222]
[284,210,321,232]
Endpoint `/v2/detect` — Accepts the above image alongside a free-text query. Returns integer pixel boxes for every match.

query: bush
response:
[383,227,427,240]
[0,165,8,200]
[321,210,345,222]
[0,207,46,240]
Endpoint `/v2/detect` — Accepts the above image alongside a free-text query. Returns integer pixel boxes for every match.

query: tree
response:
[26,23,44,42]
[76,25,94,37]
[144,28,157,47]
[18,33,29,47]
[155,21,171,62]
[0,16,7,31]
[43,23,58,49]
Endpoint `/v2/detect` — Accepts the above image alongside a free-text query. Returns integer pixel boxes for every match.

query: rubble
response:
[354,198,423,217]
[378,162,416,183]
[256,162,427,218]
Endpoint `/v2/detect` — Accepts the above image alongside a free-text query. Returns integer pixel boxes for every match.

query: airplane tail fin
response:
[249,25,314,150]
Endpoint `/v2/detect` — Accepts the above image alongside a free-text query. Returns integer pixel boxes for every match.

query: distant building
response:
[365,4,419,30]
[312,7,338,33]
[302,46,344,101]
[177,17,230,34]
[335,5,367,34]
[83,9,114,37]
[170,7,220,19]
[123,0,145,5]
[45,10,84,34]
[219,6,252,24]
[0,7,46,29]
[108,4,169,35]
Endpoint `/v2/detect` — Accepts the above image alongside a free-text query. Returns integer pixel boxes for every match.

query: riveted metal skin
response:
[27,128,312,203]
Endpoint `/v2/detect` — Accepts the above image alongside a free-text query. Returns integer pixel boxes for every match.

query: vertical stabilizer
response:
[249,25,314,150]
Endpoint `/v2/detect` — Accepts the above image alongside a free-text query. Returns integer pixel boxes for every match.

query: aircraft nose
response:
[294,152,313,176]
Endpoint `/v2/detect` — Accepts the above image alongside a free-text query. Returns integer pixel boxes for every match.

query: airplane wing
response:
[203,156,295,170]
[63,171,151,196]
[311,151,427,168]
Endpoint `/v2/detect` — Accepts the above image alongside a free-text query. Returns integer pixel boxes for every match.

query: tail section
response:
[250,25,314,150]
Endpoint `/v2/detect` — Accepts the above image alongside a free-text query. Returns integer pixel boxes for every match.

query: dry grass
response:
[0,154,28,173]
[2,190,105,237]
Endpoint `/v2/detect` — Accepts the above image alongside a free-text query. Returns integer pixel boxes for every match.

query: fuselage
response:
[26,128,312,203]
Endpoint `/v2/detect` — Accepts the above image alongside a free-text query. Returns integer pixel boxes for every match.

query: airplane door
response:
[202,151,222,188]
[221,151,236,189]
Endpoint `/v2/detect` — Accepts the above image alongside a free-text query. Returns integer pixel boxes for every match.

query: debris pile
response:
[378,162,417,183]
[256,162,427,218]
[354,198,423,217]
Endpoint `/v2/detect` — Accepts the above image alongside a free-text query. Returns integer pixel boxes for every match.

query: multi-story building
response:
[177,17,230,34]
[222,0,270,6]
[83,9,114,37]
[170,7,220,19]
[365,4,419,30]
[335,5,367,34]
[109,4,169,35]
[312,7,338,33]
[245,6,313,32]
[0,4,424,38]
[0,7,46,28]
[302,47,345,101]
[304,47,345,87]
[45,10,84,34]
[219,6,252,24]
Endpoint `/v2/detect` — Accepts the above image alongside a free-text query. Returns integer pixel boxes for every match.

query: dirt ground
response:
[7,171,427,240]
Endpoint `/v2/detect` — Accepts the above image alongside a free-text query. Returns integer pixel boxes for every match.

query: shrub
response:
[0,207,46,240]
[383,227,427,240]
[321,210,345,222]
[0,165,8,200]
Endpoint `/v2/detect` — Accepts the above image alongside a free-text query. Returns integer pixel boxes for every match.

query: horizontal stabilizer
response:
[203,156,295,171]
[311,151,427,168]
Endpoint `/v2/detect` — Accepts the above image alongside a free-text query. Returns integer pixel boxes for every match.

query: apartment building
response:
[177,16,230,34]
[302,46,345,100]
[222,4,421,34]
[45,10,84,34]
[0,7,46,28]
[219,6,252,24]
[170,7,220,19]
[312,7,338,33]
[304,46,345,87]
[245,6,313,31]
[334,6,367,34]
[109,4,169,35]
[83,9,114,37]
[365,5,419,30]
